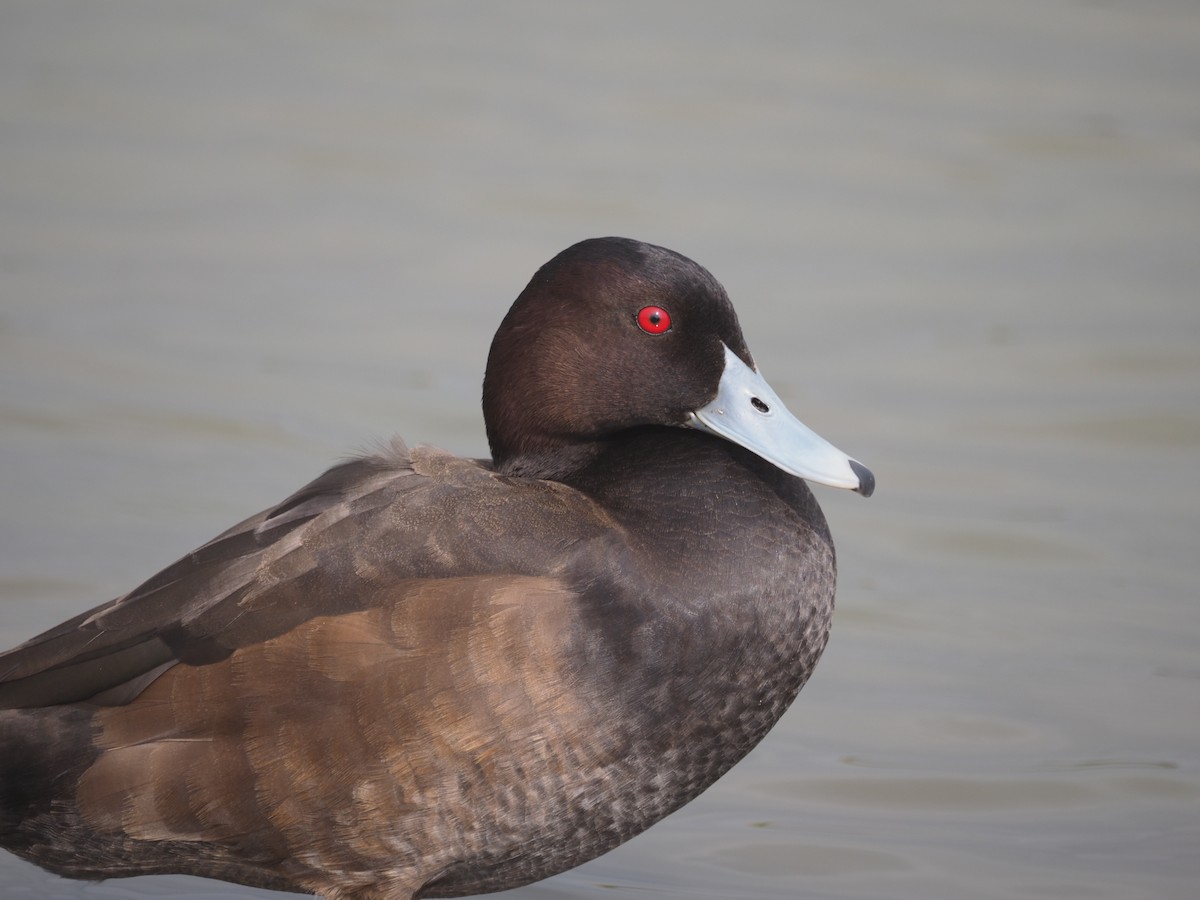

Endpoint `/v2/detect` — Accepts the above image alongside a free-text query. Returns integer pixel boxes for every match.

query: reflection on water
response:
[3,2,1199,898]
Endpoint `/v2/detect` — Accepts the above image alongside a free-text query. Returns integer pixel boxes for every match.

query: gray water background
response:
[1,2,1198,898]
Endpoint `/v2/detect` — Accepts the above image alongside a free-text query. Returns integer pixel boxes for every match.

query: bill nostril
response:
[750,397,769,414]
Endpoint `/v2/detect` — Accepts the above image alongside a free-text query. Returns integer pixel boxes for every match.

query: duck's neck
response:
[560,427,838,769]
[567,427,831,577]
[563,427,836,667]
[494,440,608,482]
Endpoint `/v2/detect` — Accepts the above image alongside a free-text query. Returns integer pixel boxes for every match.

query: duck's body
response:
[0,238,870,898]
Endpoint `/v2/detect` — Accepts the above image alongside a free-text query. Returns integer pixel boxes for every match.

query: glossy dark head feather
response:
[483,237,753,478]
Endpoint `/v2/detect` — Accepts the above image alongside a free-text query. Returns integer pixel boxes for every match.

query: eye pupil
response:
[637,306,671,334]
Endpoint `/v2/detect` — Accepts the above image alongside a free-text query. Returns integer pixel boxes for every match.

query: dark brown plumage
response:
[0,237,872,899]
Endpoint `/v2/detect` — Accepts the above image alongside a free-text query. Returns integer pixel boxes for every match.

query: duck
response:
[0,237,873,899]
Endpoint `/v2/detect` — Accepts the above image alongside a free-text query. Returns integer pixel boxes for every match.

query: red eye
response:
[636,306,671,334]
